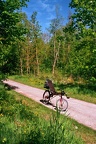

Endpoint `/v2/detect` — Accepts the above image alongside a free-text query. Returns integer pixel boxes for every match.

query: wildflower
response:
[75,126,78,130]
[2,138,7,143]
[0,113,3,117]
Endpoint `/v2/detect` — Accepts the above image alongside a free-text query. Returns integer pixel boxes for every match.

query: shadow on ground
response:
[4,83,18,90]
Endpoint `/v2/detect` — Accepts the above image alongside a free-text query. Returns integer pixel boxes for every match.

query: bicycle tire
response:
[56,98,68,111]
[43,90,50,104]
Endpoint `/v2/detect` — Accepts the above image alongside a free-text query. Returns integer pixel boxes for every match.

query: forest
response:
[0,0,96,85]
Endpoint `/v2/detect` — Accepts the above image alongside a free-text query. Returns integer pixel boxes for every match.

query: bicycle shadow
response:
[40,99,56,107]
[40,99,67,112]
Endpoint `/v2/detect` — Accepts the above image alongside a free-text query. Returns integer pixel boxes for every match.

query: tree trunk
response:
[52,34,56,75]
[20,58,23,75]
[26,46,30,75]
[35,40,39,76]
[52,38,60,75]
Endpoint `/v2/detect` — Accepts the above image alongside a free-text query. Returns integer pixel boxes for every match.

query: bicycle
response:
[42,79,69,111]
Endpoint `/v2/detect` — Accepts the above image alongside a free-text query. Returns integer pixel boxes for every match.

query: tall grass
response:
[0,84,84,144]
[41,112,83,144]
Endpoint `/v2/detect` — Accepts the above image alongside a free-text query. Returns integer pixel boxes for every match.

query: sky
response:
[22,0,73,32]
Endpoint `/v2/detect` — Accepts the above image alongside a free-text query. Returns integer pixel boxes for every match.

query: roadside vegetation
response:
[0,84,96,144]
[9,74,96,104]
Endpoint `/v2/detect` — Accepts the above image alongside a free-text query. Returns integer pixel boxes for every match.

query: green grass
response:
[9,75,96,104]
[0,85,86,144]
[0,84,96,144]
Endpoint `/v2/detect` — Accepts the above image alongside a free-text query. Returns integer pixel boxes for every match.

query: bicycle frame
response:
[42,79,69,111]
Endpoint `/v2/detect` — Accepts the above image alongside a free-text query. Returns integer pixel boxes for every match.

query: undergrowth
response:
[0,84,84,144]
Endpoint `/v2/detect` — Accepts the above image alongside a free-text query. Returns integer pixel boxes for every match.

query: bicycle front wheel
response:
[56,98,68,111]
[43,90,50,104]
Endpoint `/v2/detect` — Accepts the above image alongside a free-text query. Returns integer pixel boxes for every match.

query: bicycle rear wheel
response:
[56,98,68,111]
[43,90,50,104]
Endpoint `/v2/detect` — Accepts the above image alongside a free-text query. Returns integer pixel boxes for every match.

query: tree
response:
[69,0,96,29]
[48,5,64,75]
[0,0,29,44]
[0,0,29,79]
[68,0,96,82]
[30,11,42,75]
[18,13,32,75]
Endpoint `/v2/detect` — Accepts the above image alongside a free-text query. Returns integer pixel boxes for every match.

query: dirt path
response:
[3,79,96,131]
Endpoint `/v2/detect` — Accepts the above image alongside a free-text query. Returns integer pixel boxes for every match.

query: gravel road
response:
[3,79,96,131]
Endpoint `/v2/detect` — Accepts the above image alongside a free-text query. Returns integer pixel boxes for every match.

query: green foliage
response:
[0,0,29,44]
[62,0,96,82]
[0,44,20,75]
[0,86,84,144]
[0,0,30,78]
[41,112,83,144]
[0,0,96,85]
[69,0,96,29]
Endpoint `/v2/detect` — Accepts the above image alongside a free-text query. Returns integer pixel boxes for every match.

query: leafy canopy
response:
[69,0,96,29]
[0,0,29,44]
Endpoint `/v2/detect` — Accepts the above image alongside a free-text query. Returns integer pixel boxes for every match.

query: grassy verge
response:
[0,84,96,144]
[0,85,85,144]
[9,75,96,104]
